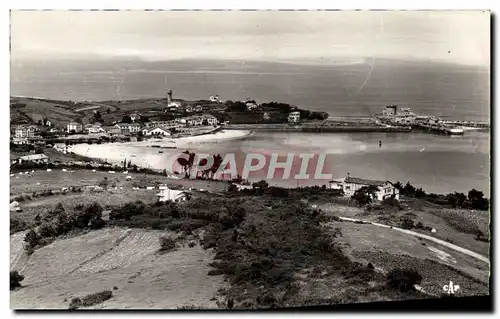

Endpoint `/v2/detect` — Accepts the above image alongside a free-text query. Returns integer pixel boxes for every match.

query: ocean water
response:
[10,58,490,121]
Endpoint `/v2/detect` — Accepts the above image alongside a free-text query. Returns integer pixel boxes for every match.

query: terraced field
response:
[10,228,226,309]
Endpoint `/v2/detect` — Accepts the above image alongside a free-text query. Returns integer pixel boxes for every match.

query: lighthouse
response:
[167,89,173,104]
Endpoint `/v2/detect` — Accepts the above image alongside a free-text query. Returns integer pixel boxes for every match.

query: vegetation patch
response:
[10,271,24,290]
[69,290,113,310]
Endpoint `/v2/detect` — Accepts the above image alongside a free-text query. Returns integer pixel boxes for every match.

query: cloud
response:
[10,10,490,65]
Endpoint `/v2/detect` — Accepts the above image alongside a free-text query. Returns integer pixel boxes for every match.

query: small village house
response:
[115,123,142,134]
[156,185,188,202]
[143,127,172,136]
[246,102,258,111]
[67,122,83,133]
[104,126,122,136]
[329,174,400,201]
[209,95,220,103]
[17,154,49,164]
[168,101,182,108]
[15,125,36,138]
[201,114,218,126]
[288,111,301,123]
[84,123,106,134]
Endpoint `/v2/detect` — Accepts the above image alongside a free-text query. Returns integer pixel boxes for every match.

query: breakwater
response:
[224,124,412,133]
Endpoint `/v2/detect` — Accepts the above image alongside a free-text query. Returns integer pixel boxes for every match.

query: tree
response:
[121,115,132,124]
[10,270,24,290]
[351,185,379,207]
[386,268,422,292]
[467,189,489,210]
[252,180,269,190]
[94,111,102,120]
[106,109,111,114]
[227,183,238,193]
[24,229,39,249]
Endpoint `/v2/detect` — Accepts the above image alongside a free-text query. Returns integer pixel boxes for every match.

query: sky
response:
[10,10,490,66]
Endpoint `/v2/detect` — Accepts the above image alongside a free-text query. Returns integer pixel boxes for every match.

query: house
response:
[288,111,301,123]
[156,186,188,202]
[201,114,218,126]
[104,126,122,136]
[14,125,36,138]
[84,123,106,134]
[54,143,69,154]
[331,174,400,201]
[115,123,142,134]
[168,101,182,108]
[246,102,258,111]
[382,105,398,117]
[143,127,171,136]
[209,95,220,103]
[182,116,203,126]
[130,113,140,122]
[18,154,49,164]
[67,122,83,133]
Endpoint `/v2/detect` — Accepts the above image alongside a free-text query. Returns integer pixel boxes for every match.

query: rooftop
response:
[344,176,389,187]
[19,154,49,161]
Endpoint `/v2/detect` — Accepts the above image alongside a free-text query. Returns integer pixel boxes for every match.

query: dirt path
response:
[338,217,489,264]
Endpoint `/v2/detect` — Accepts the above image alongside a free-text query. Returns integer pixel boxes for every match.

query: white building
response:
[15,125,36,138]
[67,122,83,133]
[246,102,258,111]
[329,174,400,201]
[115,123,142,134]
[156,186,188,202]
[168,101,182,108]
[201,114,218,126]
[143,127,171,136]
[288,111,301,123]
[84,123,106,134]
[210,95,220,103]
[17,154,49,164]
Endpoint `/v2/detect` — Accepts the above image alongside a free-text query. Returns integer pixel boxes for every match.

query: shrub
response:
[91,218,106,230]
[69,290,113,310]
[400,218,415,230]
[24,229,40,250]
[159,235,176,252]
[10,270,24,290]
[386,268,422,292]
[10,218,28,234]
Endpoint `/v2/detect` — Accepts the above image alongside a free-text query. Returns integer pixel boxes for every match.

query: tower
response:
[167,89,173,104]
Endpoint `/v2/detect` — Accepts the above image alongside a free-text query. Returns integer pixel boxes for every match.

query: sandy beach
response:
[69,129,252,170]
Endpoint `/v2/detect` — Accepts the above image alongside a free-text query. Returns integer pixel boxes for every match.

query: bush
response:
[24,229,40,250]
[69,290,113,310]
[10,218,28,234]
[400,218,414,230]
[10,270,24,290]
[386,268,422,292]
[159,235,176,252]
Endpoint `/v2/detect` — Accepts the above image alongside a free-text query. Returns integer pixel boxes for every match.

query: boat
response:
[158,151,164,153]
[447,127,464,135]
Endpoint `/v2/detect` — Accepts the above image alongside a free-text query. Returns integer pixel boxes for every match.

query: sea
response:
[11,58,491,196]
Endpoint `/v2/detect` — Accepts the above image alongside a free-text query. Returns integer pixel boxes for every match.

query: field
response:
[10,97,83,127]
[317,202,490,257]
[325,221,490,290]
[10,182,490,308]
[10,228,226,309]
[10,169,228,196]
